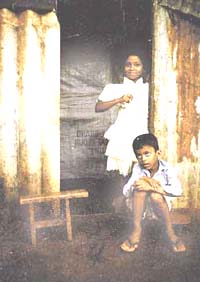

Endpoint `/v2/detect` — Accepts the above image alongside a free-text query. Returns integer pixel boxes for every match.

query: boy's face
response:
[124,55,143,81]
[135,145,160,173]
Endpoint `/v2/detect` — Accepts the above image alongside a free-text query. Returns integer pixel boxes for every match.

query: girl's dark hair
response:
[133,133,159,154]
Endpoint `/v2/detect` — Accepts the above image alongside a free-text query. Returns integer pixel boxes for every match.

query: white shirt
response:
[98,77,149,140]
[123,160,182,208]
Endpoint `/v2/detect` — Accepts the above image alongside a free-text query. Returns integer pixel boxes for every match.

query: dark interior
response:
[57,0,153,213]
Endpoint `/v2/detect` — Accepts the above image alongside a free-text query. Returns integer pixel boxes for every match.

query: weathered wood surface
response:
[20,189,89,204]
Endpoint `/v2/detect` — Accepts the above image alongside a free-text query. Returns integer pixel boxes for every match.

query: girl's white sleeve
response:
[98,84,114,102]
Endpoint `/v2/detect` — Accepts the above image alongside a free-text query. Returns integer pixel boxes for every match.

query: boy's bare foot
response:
[120,240,139,252]
[120,230,141,253]
[170,238,186,253]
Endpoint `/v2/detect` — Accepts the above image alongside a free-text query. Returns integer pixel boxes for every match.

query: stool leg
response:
[29,203,36,246]
[52,199,60,218]
[65,199,72,241]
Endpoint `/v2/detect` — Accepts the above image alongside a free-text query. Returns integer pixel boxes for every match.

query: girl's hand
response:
[121,94,133,103]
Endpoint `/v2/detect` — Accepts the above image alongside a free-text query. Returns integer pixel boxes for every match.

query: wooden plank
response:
[52,199,60,218]
[0,0,57,11]
[34,218,65,229]
[20,189,89,204]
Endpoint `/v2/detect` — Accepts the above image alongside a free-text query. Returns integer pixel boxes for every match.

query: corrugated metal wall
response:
[159,0,200,19]
[152,1,200,209]
[0,8,60,199]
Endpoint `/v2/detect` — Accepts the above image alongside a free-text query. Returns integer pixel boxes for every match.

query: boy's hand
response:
[134,178,152,191]
[134,177,165,194]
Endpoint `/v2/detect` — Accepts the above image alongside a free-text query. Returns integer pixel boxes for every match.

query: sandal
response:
[171,238,186,253]
[120,240,139,253]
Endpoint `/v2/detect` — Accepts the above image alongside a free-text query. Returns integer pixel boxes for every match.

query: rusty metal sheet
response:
[0,9,60,198]
[159,0,200,19]
[152,3,200,209]
[0,0,57,12]
[173,17,200,162]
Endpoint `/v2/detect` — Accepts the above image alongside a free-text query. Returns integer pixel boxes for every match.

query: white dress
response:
[98,77,149,176]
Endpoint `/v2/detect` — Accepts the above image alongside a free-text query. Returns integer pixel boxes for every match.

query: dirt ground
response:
[0,178,200,282]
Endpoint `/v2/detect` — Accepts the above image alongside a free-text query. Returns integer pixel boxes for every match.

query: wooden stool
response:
[20,189,89,245]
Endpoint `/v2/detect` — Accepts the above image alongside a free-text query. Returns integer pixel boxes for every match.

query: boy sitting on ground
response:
[121,133,186,253]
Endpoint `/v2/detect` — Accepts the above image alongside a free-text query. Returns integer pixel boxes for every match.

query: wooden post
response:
[65,199,72,241]
[29,203,37,246]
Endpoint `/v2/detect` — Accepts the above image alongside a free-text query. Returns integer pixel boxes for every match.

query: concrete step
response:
[170,209,192,225]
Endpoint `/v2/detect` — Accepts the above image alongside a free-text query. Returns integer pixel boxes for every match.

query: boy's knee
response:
[133,190,147,198]
[150,192,164,203]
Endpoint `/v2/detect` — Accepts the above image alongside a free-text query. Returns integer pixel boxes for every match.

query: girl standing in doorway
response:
[95,50,149,177]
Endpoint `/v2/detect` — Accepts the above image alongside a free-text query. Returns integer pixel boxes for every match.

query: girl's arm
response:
[95,94,133,112]
[95,98,122,112]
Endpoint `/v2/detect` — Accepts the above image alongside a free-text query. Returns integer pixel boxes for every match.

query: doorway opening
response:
[57,0,153,212]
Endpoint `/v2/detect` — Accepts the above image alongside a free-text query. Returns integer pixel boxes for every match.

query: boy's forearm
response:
[134,177,166,195]
[135,184,166,195]
[152,185,166,195]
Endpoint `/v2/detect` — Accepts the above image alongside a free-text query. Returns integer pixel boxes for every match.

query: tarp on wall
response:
[60,40,118,179]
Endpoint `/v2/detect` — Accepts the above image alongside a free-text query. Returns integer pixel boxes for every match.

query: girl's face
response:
[124,55,143,81]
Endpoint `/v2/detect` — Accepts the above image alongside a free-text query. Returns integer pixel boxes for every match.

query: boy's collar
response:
[141,160,164,174]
